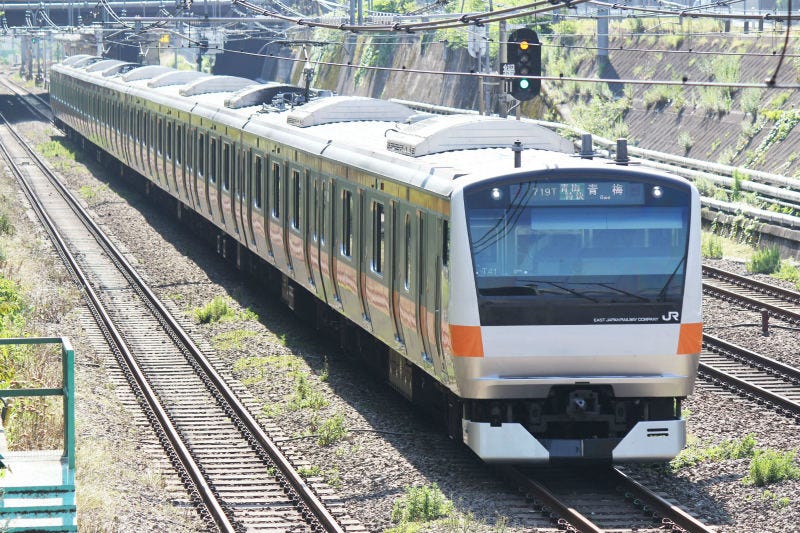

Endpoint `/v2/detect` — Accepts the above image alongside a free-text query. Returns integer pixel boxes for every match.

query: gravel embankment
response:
[4,81,800,531]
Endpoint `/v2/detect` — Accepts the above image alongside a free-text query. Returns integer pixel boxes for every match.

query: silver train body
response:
[50,56,703,463]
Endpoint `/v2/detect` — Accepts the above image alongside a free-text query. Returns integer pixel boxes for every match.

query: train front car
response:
[448,166,702,463]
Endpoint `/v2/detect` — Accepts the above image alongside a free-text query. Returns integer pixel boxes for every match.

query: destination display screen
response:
[509,181,645,206]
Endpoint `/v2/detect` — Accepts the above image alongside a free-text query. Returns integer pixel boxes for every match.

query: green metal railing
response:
[0,337,77,532]
[0,337,75,472]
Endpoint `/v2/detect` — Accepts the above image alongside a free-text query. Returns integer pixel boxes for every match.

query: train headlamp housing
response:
[490,188,503,201]
[651,186,663,199]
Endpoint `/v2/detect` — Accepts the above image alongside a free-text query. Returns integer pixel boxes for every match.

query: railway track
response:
[703,264,800,325]
[700,334,800,420]
[701,265,800,418]
[502,465,713,533]
[0,76,54,122]
[0,109,356,531]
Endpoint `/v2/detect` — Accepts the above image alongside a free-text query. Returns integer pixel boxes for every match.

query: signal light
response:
[505,28,541,102]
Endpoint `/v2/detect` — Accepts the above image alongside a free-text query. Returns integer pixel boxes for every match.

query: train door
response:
[306,173,323,298]
[288,165,310,289]
[164,120,174,192]
[196,131,209,217]
[136,109,144,174]
[155,115,163,187]
[318,178,339,308]
[267,159,289,268]
[238,148,252,247]
[397,207,423,365]
[187,127,198,210]
[250,151,268,256]
[363,194,393,342]
[220,140,235,235]
[175,123,187,204]
[207,136,222,224]
[389,201,404,352]
[123,106,133,167]
[334,184,361,321]
[418,211,437,370]
[146,113,155,181]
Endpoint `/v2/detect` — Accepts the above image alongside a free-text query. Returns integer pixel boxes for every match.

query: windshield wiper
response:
[657,255,687,301]
[519,280,600,303]
[592,283,649,302]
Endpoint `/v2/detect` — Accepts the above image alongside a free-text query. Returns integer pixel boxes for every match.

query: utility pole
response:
[499,20,508,118]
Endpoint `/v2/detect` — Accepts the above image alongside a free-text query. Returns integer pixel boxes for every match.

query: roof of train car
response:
[53,59,678,197]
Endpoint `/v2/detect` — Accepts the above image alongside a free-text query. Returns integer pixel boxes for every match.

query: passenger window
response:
[157,119,163,155]
[320,182,328,245]
[342,190,352,258]
[222,143,230,191]
[442,220,449,267]
[291,170,301,230]
[209,138,217,183]
[372,201,385,275]
[197,134,206,177]
[175,125,182,165]
[404,214,411,290]
[272,163,281,219]
[254,156,263,209]
[165,122,172,160]
[311,179,318,241]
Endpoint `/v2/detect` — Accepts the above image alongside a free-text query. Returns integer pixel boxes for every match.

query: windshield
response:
[465,177,691,326]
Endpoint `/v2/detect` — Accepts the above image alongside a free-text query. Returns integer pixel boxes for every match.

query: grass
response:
[701,234,724,259]
[213,329,258,351]
[670,434,757,470]
[288,371,328,411]
[317,414,348,446]
[745,449,800,486]
[747,246,781,274]
[0,213,14,236]
[37,140,77,162]
[193,296,258,324]
[390,483,454,525]
[773,262,800,290]
[78,184,108,202]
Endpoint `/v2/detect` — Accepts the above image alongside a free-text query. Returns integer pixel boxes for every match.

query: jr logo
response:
[661,311,680,322]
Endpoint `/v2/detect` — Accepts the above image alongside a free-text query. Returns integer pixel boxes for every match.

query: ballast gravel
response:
[4,83,800,531]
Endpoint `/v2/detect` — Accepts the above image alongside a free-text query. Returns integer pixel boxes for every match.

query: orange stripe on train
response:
[677,322,703,355]
[449,325,484,358]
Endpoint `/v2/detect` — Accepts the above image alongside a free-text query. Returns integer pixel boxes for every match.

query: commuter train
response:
[49,55,702,463]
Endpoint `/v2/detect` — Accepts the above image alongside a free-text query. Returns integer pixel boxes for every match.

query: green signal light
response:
[519,79,530,89]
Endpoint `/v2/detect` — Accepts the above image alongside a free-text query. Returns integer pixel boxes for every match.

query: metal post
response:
[499,19,507,118]
[477,50,485,115]
[62,339,76,473]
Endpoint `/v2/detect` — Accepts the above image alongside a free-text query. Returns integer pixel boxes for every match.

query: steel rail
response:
[499,466,602,533]
[1,87,346,533]
[703,265,800,305]
[0,112,236,532]
[702,281,800,325]
[704,333,800,384]
[698,363,800,417]
[611,468,715,533]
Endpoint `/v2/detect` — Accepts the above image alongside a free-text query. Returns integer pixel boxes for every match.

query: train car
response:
[49,57,702,463]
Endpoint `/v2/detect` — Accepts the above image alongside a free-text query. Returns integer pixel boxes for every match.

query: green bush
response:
[701,234,724,259]
[671,434,757,470]
[391,483,453,523]
[774,262,800,289]
[193,296,235,323]
[317,414,348,446]
[0,213,14,236]
[746,449,800,486]
[748,246,781,274]
[288,372,327,411]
